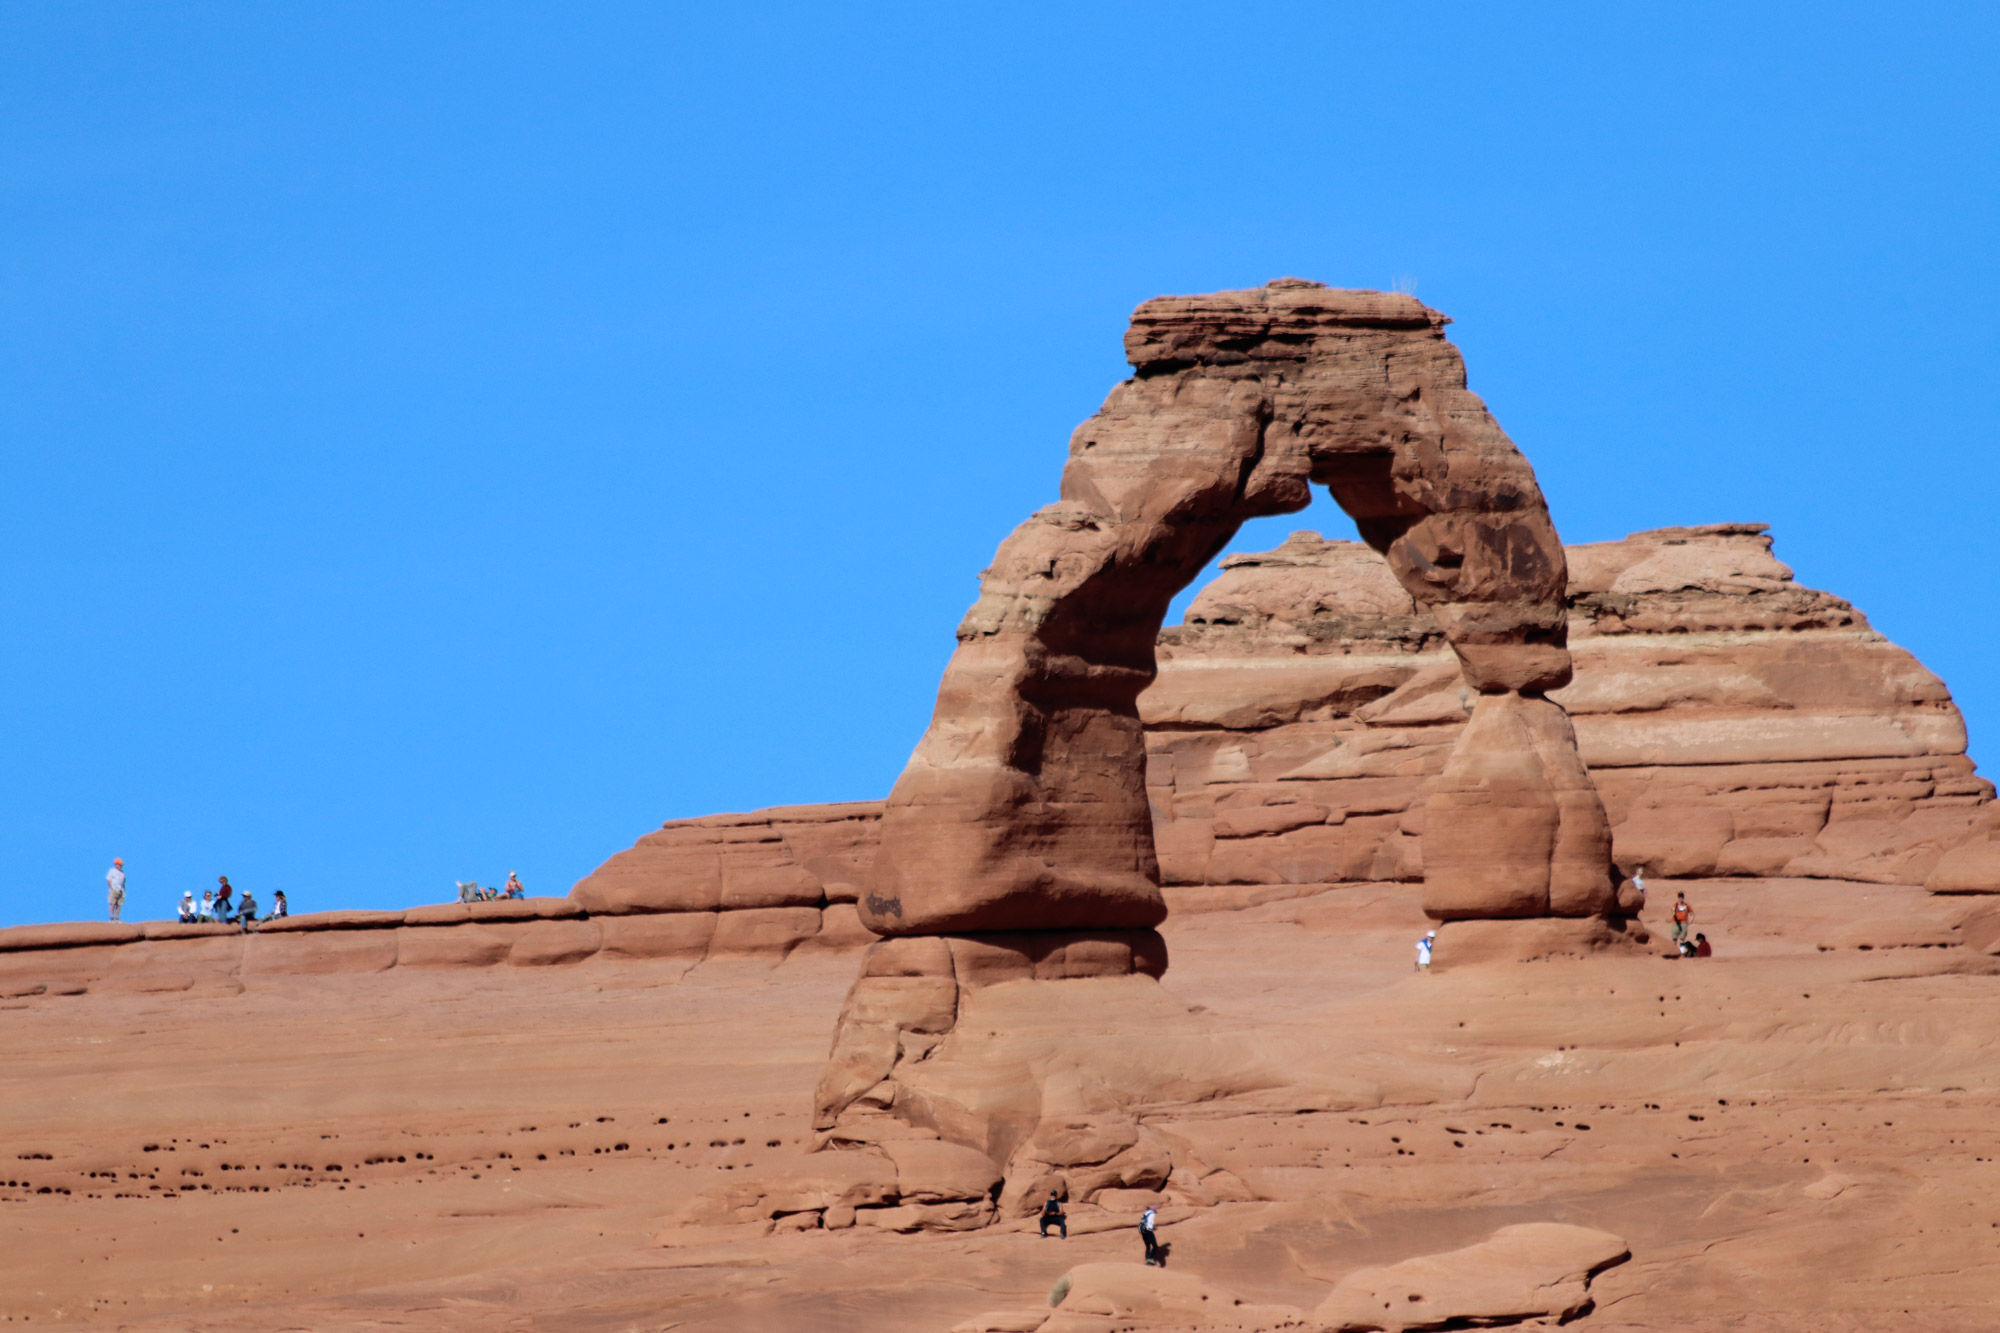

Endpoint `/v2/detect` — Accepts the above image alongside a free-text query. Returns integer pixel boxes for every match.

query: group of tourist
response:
[456,871,525,903]
[1413,865,1714,972]
[103,861,289,928]
[104,859,532,924]
[176,875,288,928]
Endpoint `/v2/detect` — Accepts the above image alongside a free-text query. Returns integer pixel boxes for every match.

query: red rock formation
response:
[1147,523,1991,902]
[866,279,1613,941]
[780,281,1626,1222]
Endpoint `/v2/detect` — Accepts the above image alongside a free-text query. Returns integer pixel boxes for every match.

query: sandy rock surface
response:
[7,877,2000,1330]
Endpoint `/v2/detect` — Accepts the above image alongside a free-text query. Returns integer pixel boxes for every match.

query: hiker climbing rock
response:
[1140,1204,1162,1266]
[1671,891,1692,945]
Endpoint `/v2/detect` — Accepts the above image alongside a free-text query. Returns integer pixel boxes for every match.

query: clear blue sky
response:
[3,4,1994,925]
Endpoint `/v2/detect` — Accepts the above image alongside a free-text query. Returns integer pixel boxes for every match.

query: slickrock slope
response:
[8,891,2000,1331]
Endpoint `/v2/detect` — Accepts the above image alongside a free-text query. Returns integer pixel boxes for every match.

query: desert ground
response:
[6,875,1997,1332]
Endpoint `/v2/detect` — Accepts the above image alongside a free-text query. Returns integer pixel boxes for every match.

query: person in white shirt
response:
[199,889,216,922]
[1140,1204,1162,1265]
[1415,930,1435,972]
[106,859,126,921]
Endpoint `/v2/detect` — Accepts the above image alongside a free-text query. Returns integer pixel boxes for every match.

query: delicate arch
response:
[860,280,1614,937]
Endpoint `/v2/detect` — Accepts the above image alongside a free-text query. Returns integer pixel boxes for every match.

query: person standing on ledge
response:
[1039,1190,1066,1239]
[1140,1204,1162,1265]
[1415,930,1435,973]
[106,858,126,922]
[1671,891,1692,946]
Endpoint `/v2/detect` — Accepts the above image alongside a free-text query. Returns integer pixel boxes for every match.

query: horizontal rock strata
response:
[1148,522,1991,902]
[0,891,877,993]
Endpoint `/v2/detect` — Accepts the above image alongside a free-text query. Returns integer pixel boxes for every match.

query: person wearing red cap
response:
[106,858,126,922]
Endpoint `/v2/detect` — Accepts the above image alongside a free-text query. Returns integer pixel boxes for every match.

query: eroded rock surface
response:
[865,280,1611,938]
[1314,1223,1629,1331]
[1148,523,1991,903]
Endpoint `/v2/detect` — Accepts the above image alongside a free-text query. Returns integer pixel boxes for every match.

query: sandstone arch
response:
[861,279,1618,939]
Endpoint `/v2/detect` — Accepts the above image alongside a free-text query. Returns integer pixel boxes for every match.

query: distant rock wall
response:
[1147,523,1992,902]
[0,890,877,993]
[574,523,1992,919]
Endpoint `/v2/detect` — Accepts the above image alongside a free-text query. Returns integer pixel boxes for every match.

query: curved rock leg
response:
[793,281,1625,1230]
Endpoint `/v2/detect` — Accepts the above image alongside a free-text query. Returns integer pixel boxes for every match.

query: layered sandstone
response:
[1146,522,1991,901]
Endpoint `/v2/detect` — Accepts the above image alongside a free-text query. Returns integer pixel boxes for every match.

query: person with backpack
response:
[1039,1190,1066,1239]
[1671,892,1692,946]
[1140,1204,1162,1265]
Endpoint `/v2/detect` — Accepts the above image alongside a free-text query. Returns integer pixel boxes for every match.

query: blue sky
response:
[2,3,1994,925]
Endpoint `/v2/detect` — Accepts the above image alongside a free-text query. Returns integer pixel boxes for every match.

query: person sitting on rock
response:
[1671,891,1692,945]
[270,889,289,918]
[198,889,216,922]
[503,871,524,900]
[1040,1190,1067,1239]
[1693,933,1712,958]
[234,890,258,927]
[1140,1204,1162,1265]
[178,891,197,924]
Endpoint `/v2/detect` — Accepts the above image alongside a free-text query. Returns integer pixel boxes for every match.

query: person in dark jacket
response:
[1140,1204,1162,1265]
[1040,1191,1066,1238]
